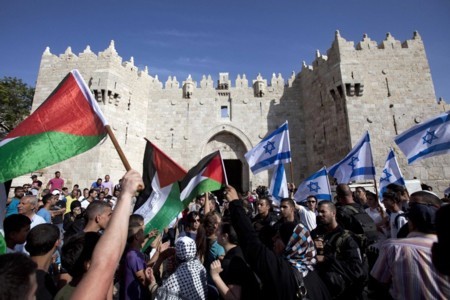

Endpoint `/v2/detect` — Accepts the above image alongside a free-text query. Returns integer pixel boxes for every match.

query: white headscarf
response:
[157,237,207,300]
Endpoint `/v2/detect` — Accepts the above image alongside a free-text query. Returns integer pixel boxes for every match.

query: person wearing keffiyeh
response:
[155,236,208,300]
[283,223,317,277]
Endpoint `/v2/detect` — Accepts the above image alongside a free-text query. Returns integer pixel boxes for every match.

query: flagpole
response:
[289,162,294,184]
[324,166,332,201]
[105,125,132,171]
[373,173,379,200]
[219,150,229,185]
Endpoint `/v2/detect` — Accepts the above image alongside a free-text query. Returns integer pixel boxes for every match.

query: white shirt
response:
[389,211,407,239]
[298,206,317,231]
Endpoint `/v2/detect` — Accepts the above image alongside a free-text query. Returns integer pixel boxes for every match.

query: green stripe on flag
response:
[0,131,105,182]
[182,178,223,205]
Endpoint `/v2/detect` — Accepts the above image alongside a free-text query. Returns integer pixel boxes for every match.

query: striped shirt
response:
[371,232,450,299]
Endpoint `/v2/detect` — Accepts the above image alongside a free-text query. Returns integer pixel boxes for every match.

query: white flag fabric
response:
[245,121,291,174]
[269,163,289,205]
[327,131,375,184]
[294,167,331,202]
[394,111,450,164]
[379,148,406,197]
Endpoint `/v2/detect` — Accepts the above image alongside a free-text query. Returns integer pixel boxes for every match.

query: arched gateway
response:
[201,125,252,193]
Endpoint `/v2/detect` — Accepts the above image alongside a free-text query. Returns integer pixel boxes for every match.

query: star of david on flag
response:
[327,131,376,184]
[269,163,289,205]
[294,167,331,202]
[395,111,450,164]
[379,148,406,198]
[244,121,291,174]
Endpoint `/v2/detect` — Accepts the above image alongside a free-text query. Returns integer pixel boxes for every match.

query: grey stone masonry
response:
[22,31,449,196]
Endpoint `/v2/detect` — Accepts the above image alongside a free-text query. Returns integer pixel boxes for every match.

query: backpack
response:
[339,205,378,252]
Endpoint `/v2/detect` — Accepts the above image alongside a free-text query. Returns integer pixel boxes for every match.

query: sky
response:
[1,0,450,102]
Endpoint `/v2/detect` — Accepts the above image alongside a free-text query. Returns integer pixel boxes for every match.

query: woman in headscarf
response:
[156,236,208,300]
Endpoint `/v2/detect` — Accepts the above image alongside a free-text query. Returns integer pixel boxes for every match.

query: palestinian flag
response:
[134,141,187,237]
[180,151,227,204]
[0,70,107,182]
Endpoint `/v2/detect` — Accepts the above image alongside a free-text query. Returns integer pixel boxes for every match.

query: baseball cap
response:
[52,190,61,195]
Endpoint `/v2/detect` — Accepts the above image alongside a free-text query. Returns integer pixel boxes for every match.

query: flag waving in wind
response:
[134,141,187,236]
[379,148,406,197]
[180,151,227,204]
[269,163,289,204]
[245,121,291,174]
[294,167,332,202]
[394,111,450,164]
[0,70,108,182]
[328,131,375,184]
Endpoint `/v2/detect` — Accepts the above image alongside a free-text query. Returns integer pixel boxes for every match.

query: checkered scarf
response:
[157,237,207,300]
[283,223,317,277]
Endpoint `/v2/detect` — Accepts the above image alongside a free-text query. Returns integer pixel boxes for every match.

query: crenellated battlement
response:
[30,30,449,196]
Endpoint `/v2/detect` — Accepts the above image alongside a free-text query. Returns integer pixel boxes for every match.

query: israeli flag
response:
[269,163,289,204]
[395,111,450,164]
[294,167,332,202]
[379,148,406,198]
[327,131,376,184]
[245,121,291,174]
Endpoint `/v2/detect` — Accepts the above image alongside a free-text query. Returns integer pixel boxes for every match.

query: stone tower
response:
[29,31,450,194]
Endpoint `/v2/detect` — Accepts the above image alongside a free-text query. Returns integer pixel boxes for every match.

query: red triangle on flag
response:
[201,153,224,184]
[152,143,186,188]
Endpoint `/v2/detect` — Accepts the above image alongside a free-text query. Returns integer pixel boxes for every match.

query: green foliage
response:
[0,77,34,137]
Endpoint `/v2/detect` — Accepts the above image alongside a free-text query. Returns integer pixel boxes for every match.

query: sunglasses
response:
[307,201,316,203]
[191,218,200,223]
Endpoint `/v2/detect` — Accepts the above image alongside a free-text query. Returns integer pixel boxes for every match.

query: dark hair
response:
[70,200,82,211]
[88,189,97,196]
[42,193,53,205]
[14,186,24,193]
[0,253,37,300]
[336,184,352,198]
[318,200,336,213]
[259,197,273,211]
[85,201,110,221]
[219,222,239,245]
[187,211,200,223]
[382,191,401,204]
[129,214,144,227]
[25,224,60,256]
[386,183,407,195]
[280,198,295,208]
[3,214,31,239]
[61,232,101,278]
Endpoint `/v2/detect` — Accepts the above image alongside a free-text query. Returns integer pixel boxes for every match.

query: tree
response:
[0,77,34,138]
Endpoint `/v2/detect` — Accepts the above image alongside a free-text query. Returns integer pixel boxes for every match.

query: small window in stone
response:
[221,106,229,118]
[355,84,361,96]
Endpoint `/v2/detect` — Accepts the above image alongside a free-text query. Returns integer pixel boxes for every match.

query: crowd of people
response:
[1,169,450,300]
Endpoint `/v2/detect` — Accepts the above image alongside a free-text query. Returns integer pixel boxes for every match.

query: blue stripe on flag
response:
[407,141,450,164]
[350,167,376,177]
[305,168,327,181]
[395,113,450,144]
[250,151,291,173]
[315,193,332,201]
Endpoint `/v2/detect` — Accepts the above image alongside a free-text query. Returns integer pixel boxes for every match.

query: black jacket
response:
[229,200,330,300]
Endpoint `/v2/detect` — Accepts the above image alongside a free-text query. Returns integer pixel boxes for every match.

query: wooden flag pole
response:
[289,161,294,184]
[105,125,144,191]
[105,125,132,171]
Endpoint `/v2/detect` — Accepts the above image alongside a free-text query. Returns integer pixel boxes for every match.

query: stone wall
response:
[24,31,450,195]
